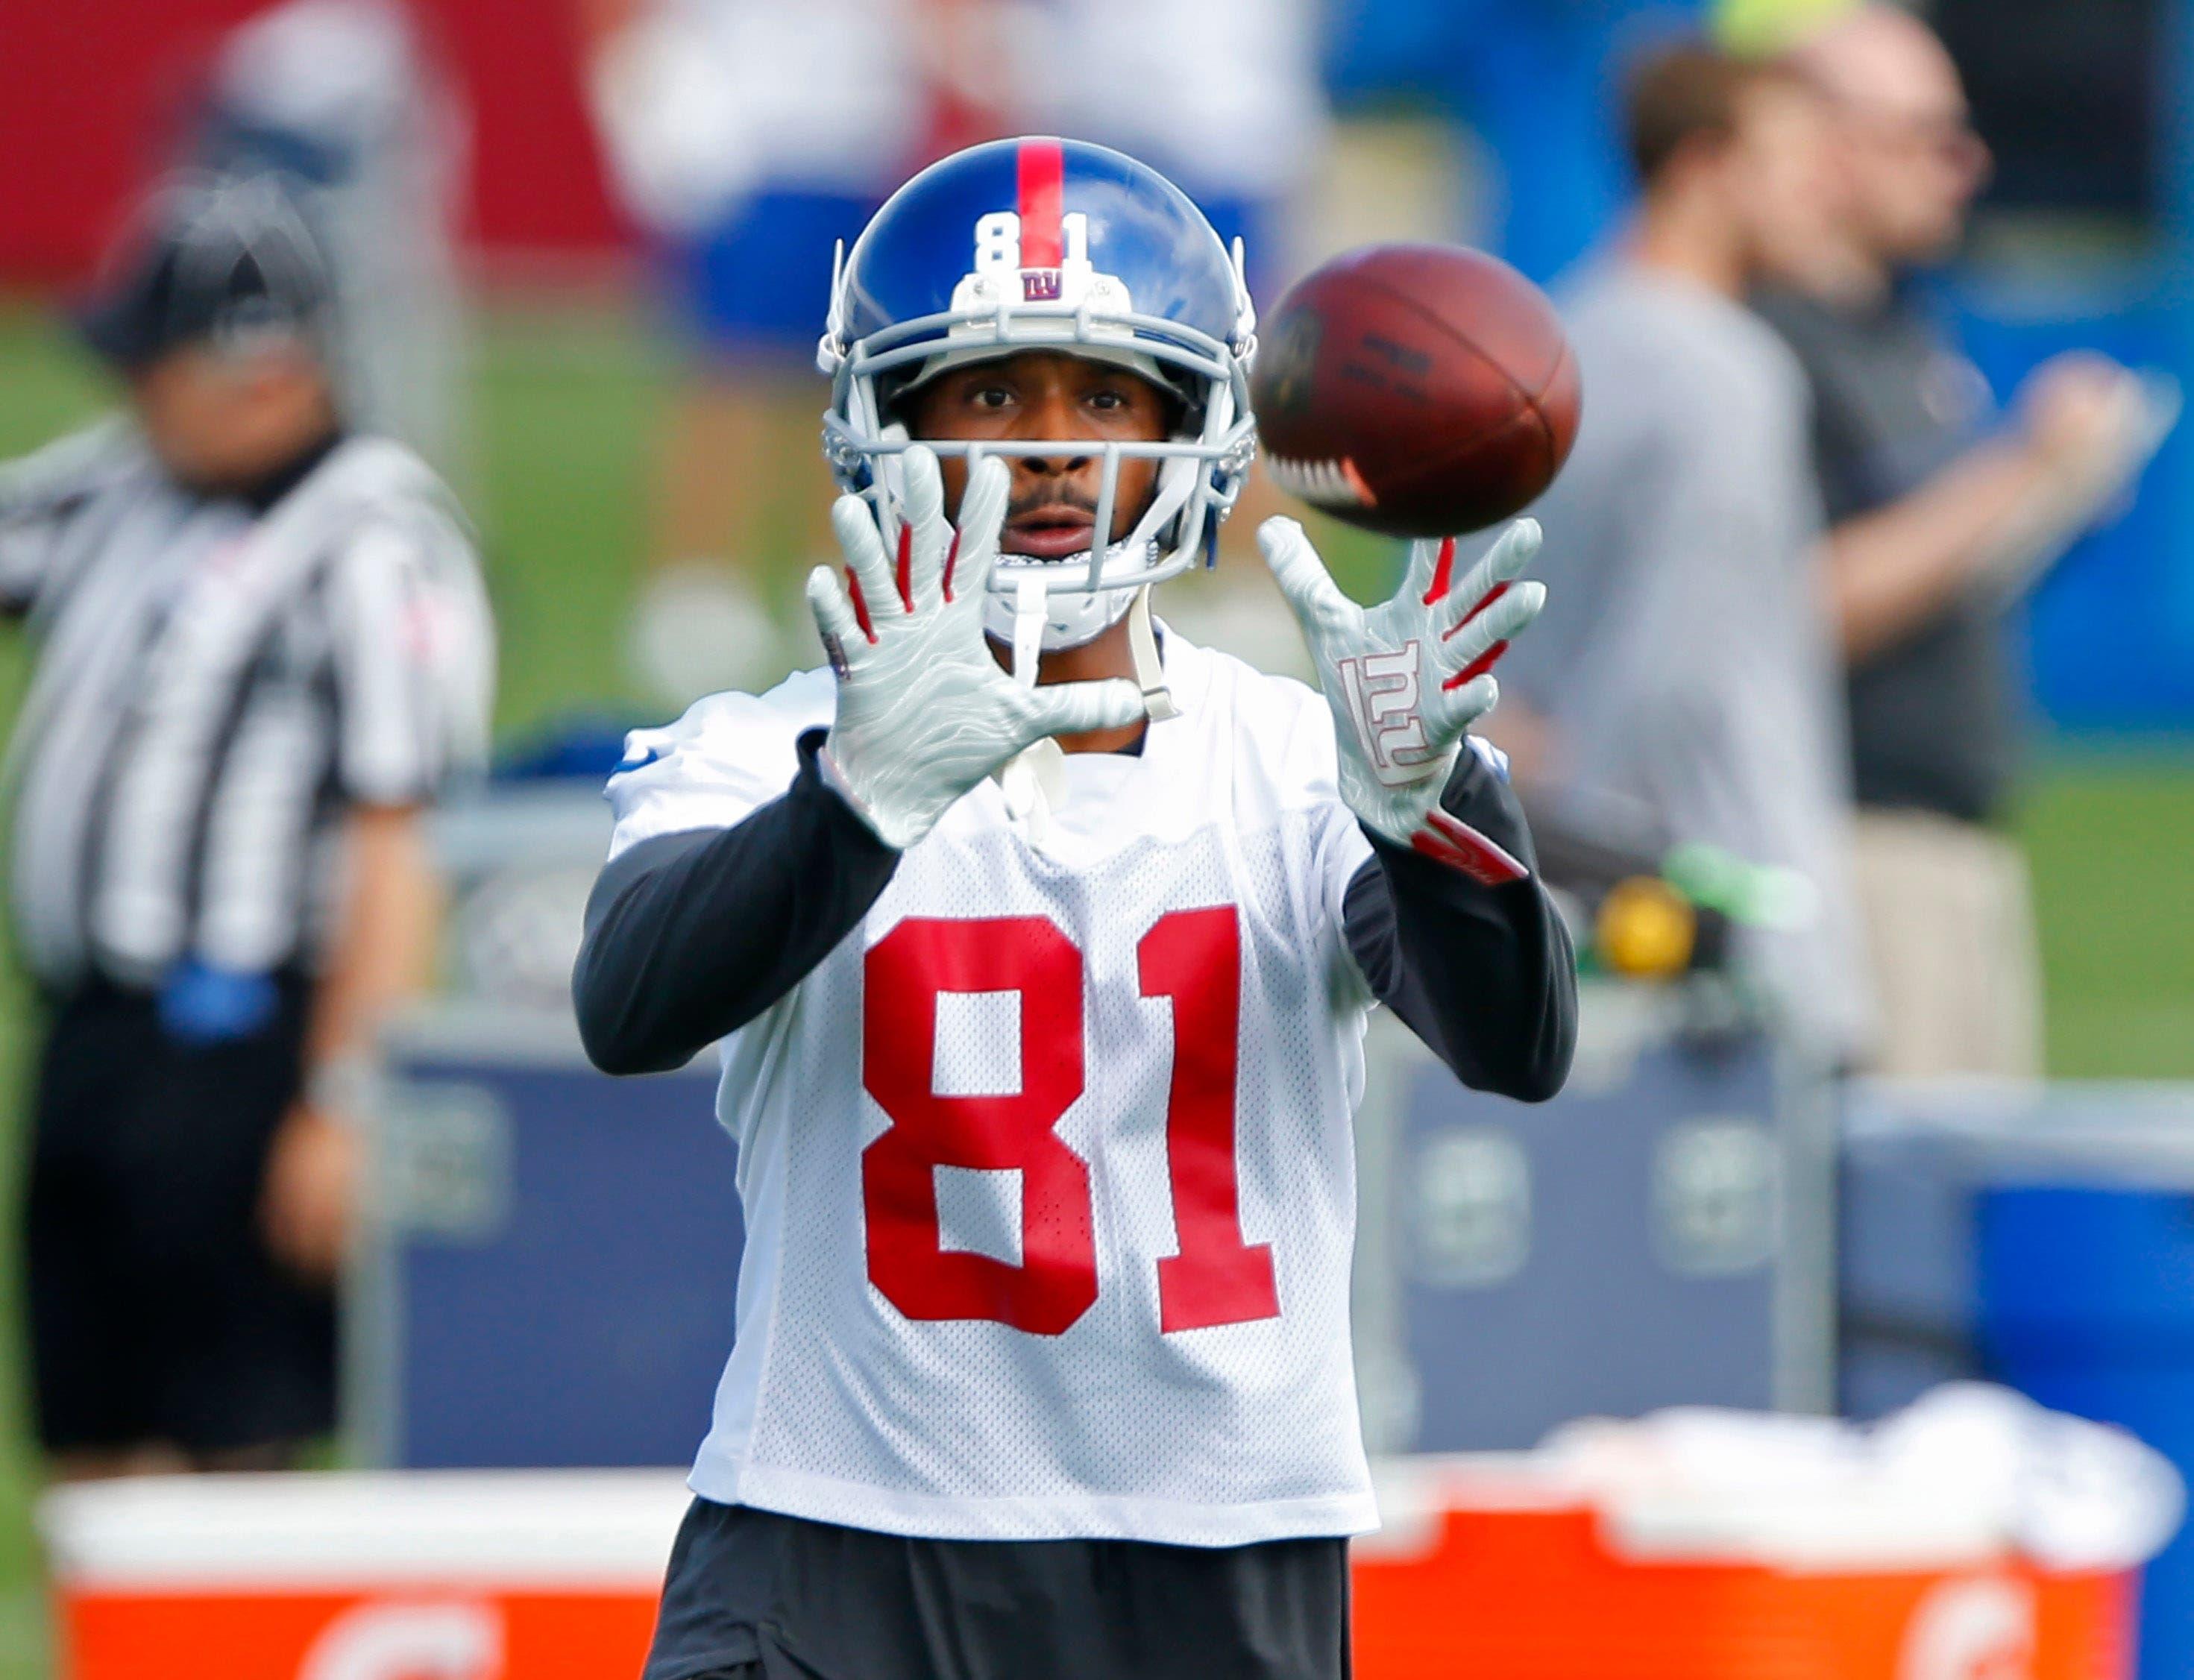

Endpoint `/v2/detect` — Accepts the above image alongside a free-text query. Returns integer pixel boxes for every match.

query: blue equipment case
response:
[351,1009,740,1470]
[1352,985,1837,1453]
[355,989,1842,1484]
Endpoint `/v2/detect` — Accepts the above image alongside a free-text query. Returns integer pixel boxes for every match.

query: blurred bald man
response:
[1752,3,2168,1080]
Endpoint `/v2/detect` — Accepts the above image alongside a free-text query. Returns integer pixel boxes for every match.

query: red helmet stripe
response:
[1016,138,1066,268]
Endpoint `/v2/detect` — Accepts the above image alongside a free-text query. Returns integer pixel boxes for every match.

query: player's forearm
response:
[1342,747,1577,1101]
[574,731,899,1075]
[1828,436,2048,658]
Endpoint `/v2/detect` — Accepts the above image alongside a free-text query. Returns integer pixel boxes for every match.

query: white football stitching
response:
[1265,455,1379,509]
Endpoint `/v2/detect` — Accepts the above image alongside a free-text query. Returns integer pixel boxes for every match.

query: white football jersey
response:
[605,632,1381,1546]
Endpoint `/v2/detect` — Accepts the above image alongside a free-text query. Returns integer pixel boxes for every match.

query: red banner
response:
[0,0,628,288]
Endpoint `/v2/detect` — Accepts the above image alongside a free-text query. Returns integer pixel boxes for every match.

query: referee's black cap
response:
[76,172,336,371]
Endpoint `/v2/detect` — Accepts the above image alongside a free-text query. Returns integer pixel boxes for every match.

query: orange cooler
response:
[1355,1459,2139,1680]
[45,1462,2142,1679]
[45,1472,685,1679]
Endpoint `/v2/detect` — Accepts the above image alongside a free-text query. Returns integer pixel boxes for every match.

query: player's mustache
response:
[1005,489,1100,523]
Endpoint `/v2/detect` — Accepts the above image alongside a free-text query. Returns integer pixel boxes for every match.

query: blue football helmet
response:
[817,137,1258,657]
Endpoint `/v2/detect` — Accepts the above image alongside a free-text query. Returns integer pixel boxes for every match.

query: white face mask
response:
[980,575,1137,655]
[970,436,1169,658]
[822,276,1258,657]
[906,344,1181,663]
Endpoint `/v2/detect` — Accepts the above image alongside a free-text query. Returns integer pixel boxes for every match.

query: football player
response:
[575,137,1576,1680]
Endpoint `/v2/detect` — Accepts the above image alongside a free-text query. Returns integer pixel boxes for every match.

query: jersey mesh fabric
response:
[606,635,1380,1547]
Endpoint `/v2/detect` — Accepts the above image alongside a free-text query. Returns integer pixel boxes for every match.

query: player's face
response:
[905,351,1174,559]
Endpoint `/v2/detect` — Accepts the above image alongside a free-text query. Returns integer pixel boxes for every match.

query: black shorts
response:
[24,974,336,1456]
[643,1499,1351,1680]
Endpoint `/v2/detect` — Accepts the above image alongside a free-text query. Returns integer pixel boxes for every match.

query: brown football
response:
[1252,243,1581,538]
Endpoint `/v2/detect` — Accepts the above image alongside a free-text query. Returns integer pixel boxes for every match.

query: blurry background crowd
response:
[3,0,2194,1675]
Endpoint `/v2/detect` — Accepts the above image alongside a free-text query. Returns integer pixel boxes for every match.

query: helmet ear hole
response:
[1158,381,1197,439]
[875,373,917,427]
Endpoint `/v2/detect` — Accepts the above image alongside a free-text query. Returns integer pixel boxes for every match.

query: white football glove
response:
[807,446,1145,850]
[1260,515,1547,876]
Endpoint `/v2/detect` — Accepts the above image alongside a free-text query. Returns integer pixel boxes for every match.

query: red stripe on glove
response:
[846,573,878,643]
[1441,579,1513,688]
[1421,535,1456,605]
[1409,807,1530,885]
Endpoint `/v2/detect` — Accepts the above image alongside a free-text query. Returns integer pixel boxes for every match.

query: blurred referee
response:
[0,174,494,1477]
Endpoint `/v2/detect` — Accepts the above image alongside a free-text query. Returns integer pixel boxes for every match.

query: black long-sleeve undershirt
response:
[1341,741,1576,1100]
[575,734,899,1075]
[573,729,1576,1098]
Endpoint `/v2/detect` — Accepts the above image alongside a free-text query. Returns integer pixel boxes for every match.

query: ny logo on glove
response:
[1336,644,1439,783]
[1261,515,1547,881]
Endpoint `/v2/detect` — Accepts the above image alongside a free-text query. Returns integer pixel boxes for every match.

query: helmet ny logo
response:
[1336,642,1438,786]
[964,210,1110,309]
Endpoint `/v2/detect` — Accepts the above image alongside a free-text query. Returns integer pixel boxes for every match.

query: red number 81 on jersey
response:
[862,910,1281,1337]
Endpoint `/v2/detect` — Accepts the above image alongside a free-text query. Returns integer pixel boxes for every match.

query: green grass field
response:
[0,295,2190,1676]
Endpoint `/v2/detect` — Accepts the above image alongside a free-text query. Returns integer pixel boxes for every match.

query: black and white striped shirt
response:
[0,422,494,991]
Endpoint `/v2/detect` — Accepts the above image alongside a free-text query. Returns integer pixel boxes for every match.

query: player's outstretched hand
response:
[808,447,1145,849]
[1260,515,1546,862]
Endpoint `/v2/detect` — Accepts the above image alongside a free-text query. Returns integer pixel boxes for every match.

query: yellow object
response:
[1597,877,1697,979]
[1713,0,1858,57]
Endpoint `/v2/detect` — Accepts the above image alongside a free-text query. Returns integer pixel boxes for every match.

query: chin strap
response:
[998,575,1063,841]
[996,580,1176,842]
[1127,584,1178,722]
[1009,573,1048,687]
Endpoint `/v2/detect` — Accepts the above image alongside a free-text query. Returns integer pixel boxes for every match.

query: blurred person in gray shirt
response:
[1492,44,1871,1064]
[1751,4,2165,1079]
